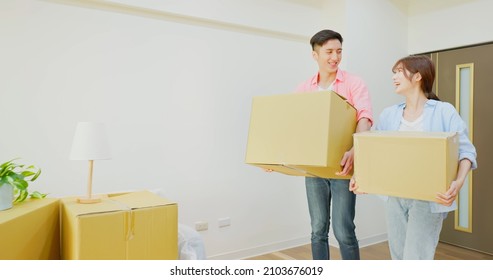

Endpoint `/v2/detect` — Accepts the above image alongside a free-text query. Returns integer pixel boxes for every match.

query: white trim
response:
[329,233,388,249]
[208,236,310,260]
[208,233,388,260]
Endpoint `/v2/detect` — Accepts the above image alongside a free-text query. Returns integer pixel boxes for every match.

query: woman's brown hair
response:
[392,55,440,100]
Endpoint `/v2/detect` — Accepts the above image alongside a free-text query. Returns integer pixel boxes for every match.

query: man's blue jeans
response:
[305,177,360,260]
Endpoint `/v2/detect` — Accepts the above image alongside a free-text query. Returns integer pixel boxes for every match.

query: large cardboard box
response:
[61,190,178,260]
[0,198,60,260]
[245,91,357,179]
[353,131,459,201]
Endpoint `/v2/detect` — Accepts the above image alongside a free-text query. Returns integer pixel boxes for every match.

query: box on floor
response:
[60,190,178,260]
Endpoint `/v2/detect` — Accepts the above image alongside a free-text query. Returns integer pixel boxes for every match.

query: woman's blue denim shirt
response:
[374,99,477,213]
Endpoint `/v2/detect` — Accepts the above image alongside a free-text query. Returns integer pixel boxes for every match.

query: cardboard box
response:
[60,190,178,260]
[353,131,459,201]
[245,91,357,179]
[0,198,60,260]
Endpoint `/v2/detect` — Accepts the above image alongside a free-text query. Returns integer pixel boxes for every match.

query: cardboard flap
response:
[62,198,127,216]
[0,198,59,224]
[110,190,176,209]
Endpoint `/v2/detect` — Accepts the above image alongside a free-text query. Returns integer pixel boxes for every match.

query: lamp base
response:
[77,196,102,204]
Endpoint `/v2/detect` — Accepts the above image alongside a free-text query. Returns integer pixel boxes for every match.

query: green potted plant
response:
[0,158,45,211]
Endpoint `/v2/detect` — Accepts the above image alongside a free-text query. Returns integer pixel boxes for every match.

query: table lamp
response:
[69,122,111,204]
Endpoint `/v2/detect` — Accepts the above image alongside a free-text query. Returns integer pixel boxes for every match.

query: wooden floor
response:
[246,241,493,260]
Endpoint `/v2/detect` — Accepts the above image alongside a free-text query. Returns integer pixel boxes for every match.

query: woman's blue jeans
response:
[305,177,360,260]
[386,197,446,260]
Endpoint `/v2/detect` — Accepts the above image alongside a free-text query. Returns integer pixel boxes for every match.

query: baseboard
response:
[207,233,387,260]
[329,233,388,248]
[359,233,388,247]
[207,236,311,260]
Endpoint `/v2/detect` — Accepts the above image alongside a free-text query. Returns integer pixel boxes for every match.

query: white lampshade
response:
[70,122,111,160]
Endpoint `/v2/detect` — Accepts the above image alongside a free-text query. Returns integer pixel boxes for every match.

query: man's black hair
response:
[310,30,343,50]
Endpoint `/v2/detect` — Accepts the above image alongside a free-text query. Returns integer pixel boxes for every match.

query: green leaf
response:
[6,175,15,185]
[29,191,47,199]
[14,189,28,203]
[31,168,41,181]
[21,171,36,177]
[0,158,18,169]
[12,180,28,190]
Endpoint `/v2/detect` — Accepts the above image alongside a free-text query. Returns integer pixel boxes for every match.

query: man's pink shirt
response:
[296,69,373,125]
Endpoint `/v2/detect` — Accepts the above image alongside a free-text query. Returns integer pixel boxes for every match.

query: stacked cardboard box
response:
[0,198,60,259]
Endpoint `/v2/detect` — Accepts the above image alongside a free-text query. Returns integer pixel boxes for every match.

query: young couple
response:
[289,29,476,260]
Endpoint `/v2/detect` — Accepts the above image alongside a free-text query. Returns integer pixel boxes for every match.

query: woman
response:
[350,55,477,260]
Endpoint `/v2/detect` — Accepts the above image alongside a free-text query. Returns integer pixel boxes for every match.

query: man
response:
[297,29,373,260]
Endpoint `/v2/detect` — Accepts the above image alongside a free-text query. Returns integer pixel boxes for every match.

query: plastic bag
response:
[178,223,206,260]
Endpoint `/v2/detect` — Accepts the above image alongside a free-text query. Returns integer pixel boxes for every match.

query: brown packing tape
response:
[123,211,135,241]
[107,199,135,242]
[123,210,136,260]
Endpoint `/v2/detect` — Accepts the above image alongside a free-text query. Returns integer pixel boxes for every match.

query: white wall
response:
[408,0,493,53]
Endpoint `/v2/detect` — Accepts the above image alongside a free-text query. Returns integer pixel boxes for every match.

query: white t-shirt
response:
[317,81,335,91]
[399,113,424,131]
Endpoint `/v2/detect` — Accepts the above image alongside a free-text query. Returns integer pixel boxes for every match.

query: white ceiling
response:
[389,0,477,16]
[277,0,477,16]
